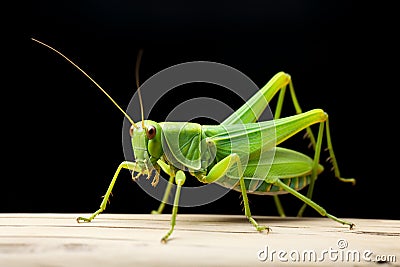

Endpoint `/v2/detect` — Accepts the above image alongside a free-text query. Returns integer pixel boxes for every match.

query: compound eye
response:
[129,125,135,137]
[146,125,156,140]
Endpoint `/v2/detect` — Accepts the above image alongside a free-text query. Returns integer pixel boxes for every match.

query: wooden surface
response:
[0,214,399,266]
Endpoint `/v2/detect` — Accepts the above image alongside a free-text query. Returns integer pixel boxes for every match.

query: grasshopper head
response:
[129,120,163,177]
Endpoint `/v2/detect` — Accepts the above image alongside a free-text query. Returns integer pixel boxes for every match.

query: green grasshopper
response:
[32,38,356,243]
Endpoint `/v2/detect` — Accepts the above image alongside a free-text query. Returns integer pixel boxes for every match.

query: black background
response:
[10,1,397,220]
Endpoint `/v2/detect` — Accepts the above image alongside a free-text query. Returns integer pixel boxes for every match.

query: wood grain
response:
[0,214,399,266]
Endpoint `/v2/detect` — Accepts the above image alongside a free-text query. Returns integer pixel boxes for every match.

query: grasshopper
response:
[32,38,355,243]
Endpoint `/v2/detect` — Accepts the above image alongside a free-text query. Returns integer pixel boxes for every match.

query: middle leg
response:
[201,153,269,232]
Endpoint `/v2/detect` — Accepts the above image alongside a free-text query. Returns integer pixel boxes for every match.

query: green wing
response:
[245,147,323,179]
[203,109,325,161]
[215,147,323,192]
[203,122,274,162]
[160,122,202,170]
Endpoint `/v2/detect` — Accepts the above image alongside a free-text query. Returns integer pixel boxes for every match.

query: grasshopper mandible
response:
[32,38,355,243]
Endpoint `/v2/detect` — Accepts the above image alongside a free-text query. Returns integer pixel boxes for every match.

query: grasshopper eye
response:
[129,125,135,137]
[146,125,156,140]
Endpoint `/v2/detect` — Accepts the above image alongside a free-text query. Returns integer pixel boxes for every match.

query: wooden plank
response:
[0,213,399,266]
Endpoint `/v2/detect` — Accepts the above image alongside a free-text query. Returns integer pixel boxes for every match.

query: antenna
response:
[31,38,137,128]
[135,49,145,129]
